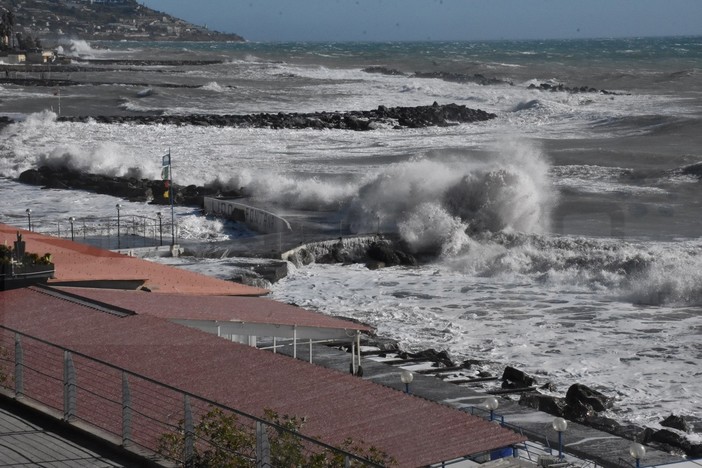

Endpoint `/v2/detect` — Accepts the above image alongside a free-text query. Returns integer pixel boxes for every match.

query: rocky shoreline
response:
[358,336,702,459]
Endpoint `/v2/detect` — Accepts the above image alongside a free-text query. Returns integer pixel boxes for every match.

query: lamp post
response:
[629,443,646,468]
[157,212,163,246]
[400,370,414,394]
[552,417,568,460]
[25,208,31,231]
[68,217,75,241]
[116,204,122,249]
[484,396,499,421]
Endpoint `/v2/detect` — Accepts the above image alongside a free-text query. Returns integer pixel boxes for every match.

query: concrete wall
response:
[203,198,292,234]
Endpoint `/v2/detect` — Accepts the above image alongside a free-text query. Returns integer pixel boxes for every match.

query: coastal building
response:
[0,222,526,466]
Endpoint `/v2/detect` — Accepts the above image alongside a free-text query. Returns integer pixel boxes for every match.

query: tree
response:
[157,407,396,467]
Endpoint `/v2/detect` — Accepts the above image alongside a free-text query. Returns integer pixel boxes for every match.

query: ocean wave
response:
[201,81,226,92]
[56,39,101,58]
[349,139,554,255]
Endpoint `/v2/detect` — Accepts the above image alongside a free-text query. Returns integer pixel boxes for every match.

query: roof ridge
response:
[31,285,136,318]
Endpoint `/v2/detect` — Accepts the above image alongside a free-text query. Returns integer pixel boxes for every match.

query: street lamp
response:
[629,443,646,468]
[25,208,31,231]
[484,396,499,421]
[68,217,75,241]
[400,370,414,394]
[157,212,163,246]
[552,417,568,460]
[116,204,122,249]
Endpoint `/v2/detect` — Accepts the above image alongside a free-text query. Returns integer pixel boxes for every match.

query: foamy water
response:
[0,38,701,435]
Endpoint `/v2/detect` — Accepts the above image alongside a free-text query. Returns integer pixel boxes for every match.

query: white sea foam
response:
[201,81,225,92]
[56,39,99,58]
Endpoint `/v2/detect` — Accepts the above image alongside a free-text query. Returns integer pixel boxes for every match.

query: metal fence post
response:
[122,372,131,446]
[184,395,194,467]
[14,334,23,397]
[256,421,271,467]
[63,350,76,421]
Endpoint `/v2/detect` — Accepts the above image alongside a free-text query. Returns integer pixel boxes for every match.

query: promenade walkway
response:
[272,341,687,468]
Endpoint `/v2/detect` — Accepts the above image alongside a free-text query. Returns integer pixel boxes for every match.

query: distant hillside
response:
[0,0,244,43]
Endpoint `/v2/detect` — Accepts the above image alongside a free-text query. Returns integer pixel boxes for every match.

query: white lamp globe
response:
[400,370,414,384]
[552,417,568,433]
[484,396,499,411]
[629,443,646,460]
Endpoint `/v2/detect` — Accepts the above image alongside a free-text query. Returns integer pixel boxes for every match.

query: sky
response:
[140,0,702,42]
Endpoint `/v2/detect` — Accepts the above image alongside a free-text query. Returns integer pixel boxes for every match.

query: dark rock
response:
[367,242,402,266]
[563,399,595,421]
[18,169,45,185]
[16,165,237,208]
[651,428,690,454]
[583,415,621,433]
[363,67,406,76]
[540,382,557,392]
[413,71,512,86]
[407,348,454,367]
[502,366,537,387]
[518,393,565,416]
[565,383,613,412]
[58,103,497,131]
[661,414,691,433]
[527,82,625,95]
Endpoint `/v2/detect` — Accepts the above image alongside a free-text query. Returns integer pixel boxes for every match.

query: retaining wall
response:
[203,198,292,234]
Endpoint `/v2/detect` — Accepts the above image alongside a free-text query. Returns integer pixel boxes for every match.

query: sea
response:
[0,37,700,439]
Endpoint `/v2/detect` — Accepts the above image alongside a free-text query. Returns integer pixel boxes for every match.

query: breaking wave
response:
[349,139,553,255]
[56,39,98,58]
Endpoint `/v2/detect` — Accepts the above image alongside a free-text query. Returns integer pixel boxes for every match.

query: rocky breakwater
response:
[58,103,497,130]
[17,165,239,206]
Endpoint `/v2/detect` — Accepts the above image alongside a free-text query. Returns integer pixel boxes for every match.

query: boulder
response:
[367,242,401,266]
[565,383,613,412]
[502,366,537,387]
[661,414,691,433]
[518,393,565,416]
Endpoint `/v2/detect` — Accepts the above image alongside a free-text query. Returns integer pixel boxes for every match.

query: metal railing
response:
[0,326,385,467]
[466,405,606,468]
[29,215,178,250]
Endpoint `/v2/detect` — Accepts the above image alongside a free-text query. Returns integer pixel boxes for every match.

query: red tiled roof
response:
[0,223,267,296]
[0,287,526,466]
[53,286,372,332]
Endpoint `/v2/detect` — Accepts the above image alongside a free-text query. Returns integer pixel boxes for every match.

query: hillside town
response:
[0,0,243,46]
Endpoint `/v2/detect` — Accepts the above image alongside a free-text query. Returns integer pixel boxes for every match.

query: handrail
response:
[0,325,384,466]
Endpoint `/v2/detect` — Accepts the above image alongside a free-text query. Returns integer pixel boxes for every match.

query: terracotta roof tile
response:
[0,223,267,296]
[52,286,372,332]
[0,287,526,466]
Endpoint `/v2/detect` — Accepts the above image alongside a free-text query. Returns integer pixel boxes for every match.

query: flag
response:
[161,165,171,181]
[162,153,171,167]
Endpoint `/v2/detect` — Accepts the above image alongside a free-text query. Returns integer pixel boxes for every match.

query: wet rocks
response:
[502,366,538,388]
[58,103,497,131]
[565,383,614,413]
[366,241,417,268]
[413,71,512,86]
[18,166,239,206]
[527,82,623,95]
[661,414,691,433]
[518,393,566,416]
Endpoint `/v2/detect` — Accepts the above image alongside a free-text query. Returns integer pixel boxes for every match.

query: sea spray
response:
[349,139,554,255]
